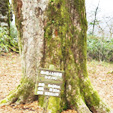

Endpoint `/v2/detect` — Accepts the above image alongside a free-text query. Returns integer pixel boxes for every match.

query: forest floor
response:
[0,53,113,113]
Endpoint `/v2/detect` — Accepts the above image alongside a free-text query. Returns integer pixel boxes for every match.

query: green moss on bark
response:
[42,0,88,112]
[48,97,61,113]
[0,77,35,106]
[41,0,113,112]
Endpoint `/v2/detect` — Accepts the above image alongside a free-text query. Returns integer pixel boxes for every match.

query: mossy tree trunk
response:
[0,0,113,113]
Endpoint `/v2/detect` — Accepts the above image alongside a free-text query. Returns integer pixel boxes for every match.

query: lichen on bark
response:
[1,0,50,106]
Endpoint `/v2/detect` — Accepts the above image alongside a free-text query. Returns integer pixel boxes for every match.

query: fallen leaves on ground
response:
[88,60,113,108]
[0,53,113,112]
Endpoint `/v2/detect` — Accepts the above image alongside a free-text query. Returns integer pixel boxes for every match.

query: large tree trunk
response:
[0,0,113,113]
[0,0,49,104]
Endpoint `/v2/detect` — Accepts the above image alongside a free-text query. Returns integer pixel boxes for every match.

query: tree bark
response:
[0,0,49,105]
[0,0,113,113]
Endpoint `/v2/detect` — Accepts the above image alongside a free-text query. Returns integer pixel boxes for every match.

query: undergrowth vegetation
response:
[0,24,18,53]
[87,35,113,62]
[1,26,113,63]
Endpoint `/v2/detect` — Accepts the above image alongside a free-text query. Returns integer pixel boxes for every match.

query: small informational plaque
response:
[35,68,64,97]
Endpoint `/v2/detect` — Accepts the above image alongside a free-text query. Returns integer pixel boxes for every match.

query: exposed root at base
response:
[0,78,34,106]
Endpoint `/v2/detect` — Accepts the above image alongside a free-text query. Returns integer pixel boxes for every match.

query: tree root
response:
[75,96,92,113]
[0,78,34,107]
[0,76,112,113]
[81,77,113,113]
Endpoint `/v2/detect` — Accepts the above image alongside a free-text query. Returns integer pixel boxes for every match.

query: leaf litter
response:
[0,53,113,113]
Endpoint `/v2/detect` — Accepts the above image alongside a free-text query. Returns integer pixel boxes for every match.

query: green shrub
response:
[0,26,19,53]
[0,27,10,52]
[9,24,19,52]
[87,35,113,62]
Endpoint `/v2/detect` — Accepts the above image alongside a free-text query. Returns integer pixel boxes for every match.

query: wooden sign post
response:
[35,65,64,113]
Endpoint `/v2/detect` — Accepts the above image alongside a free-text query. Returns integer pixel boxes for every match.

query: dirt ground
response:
[0,53,113,113]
